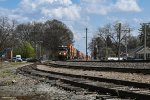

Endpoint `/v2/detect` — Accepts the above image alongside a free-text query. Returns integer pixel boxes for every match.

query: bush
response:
[14,42,35,58]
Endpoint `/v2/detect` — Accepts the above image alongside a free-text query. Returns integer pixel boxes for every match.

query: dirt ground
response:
[0,62,98,100]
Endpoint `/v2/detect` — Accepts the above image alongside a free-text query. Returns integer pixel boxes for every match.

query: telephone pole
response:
[86,28,88,61]
[141,23,150,60]
[123,28,130,59]
[118,23,131,60]
[125,31,128,59]
[144,24,146,60]
[118,23,121,60]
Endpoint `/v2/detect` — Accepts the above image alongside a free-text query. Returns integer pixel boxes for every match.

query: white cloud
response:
[0,8,29,23]
[59,0,72,5]
[0,0,142,23]
[0,7,29,23]
[20,0,72,10]
[81,0,111,15]
[41,5,81,20]
[17,0,81,21]
[38,0,72,6]
[81,0,142,15]
[115,0,141,12]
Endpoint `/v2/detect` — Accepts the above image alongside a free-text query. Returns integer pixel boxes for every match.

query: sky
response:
[0,0,150,54]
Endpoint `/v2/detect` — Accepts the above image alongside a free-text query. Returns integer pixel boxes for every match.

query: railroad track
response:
[45,61,150,74]
[17,64,150,100]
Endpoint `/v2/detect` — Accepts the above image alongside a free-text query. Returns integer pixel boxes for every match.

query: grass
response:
[0,61,26,78]
[0,61,26,86]
[0,61,26,68]
[0,69,13,78]
[10,62,26,65]
[0,69,17,85]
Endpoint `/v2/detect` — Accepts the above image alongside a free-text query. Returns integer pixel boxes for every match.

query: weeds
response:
[0,70,12,78]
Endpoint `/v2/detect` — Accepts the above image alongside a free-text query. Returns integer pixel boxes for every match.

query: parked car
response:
[21,58,26,61]
[12,57,17,62]
[26,58,38,62]
[16,55,22,62]
[12,57,22,62]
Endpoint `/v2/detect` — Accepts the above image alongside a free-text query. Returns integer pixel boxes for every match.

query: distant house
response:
[128,46,150,60]
[2,50,13,60]
[0,48,13,60]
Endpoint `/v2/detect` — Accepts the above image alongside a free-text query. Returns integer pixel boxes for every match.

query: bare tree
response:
[0,17,18,50]
[89,22,132,60]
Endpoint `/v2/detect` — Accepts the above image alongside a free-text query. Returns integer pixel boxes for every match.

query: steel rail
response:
[17,64,150,100]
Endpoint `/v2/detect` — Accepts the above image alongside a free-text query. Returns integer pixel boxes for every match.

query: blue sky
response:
[0,0,150,54]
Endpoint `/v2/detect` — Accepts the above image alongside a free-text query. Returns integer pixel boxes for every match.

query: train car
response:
[58,44,90,61]
[67,44,76,59]
[58,44,78,60]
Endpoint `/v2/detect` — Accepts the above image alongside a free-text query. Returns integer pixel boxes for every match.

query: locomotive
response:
[58,46,68,60]
[58,44,88,60]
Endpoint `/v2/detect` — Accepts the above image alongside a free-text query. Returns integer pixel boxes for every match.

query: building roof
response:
[128,46,144,55]
[137,47,150,54]
[129,45,150,55]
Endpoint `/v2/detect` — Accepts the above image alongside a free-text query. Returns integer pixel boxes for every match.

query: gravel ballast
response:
[0,62,100,100]
[37,65,150,84]
[53,61,150,69]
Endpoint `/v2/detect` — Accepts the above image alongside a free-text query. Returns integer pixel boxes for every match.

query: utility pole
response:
[39,41,43,59]
[142,23,150,60]
[105,38,108,61]
[118,23,121,60]
[117,22,131,60]
[125,34,128,59]
[86,28,88,61]
[139,23,150,60]
[144,24,147,60]
[35,43,38,59]
[124,28,130,59]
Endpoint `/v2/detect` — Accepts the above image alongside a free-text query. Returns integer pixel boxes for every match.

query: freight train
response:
[58,44,90,60]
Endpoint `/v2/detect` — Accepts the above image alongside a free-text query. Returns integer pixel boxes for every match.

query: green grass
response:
[10,62,26,65]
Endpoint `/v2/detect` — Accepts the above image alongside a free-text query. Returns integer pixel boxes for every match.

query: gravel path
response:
[37,65,150,84]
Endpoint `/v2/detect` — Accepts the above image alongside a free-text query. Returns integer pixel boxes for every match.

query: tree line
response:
[1,16,149,60]
[89,22,150,60]
[0,17,74,59]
